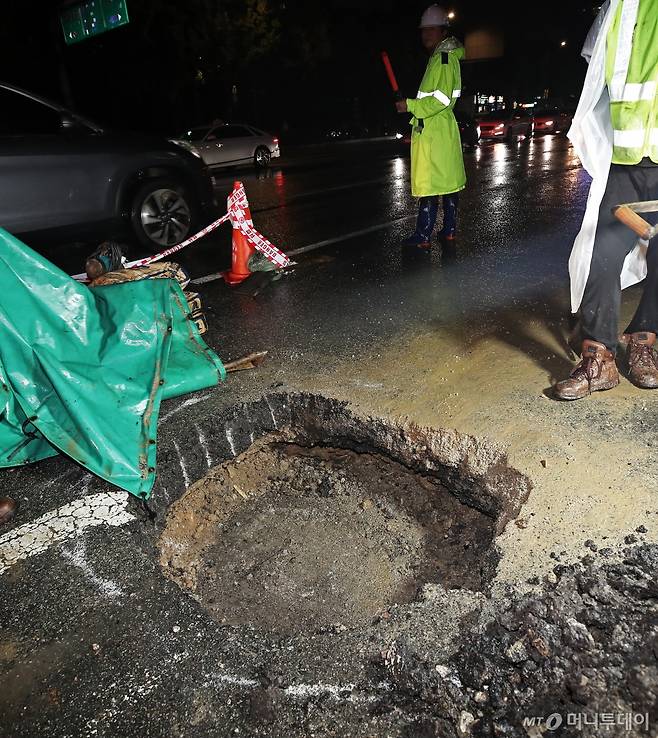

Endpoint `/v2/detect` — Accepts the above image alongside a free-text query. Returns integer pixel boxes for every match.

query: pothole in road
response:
[158,393,531,636]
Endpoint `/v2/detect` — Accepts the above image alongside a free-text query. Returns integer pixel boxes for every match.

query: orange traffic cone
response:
[222,181,256,286]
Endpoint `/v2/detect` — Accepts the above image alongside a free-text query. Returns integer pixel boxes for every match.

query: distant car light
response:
[544,120,554,126]
[395,133,404,139]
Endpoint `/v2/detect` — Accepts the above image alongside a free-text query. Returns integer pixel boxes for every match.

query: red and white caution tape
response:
[124,213,231,269]
[70,181,290,281]
[227,183,291,270]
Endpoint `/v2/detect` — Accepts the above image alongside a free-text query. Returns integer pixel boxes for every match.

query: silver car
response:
[177,123,280,169]
[0,81,217,251]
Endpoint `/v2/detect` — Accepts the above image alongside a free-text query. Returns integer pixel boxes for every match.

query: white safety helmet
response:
[419,4,449,28]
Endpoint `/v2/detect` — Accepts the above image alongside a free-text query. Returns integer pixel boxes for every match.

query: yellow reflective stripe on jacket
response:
[607,0,640,100]
[606,0,658,164]
[611,80,656,102]
[417,89,451,106]
[613,128,646,147]
[413,86,460,108]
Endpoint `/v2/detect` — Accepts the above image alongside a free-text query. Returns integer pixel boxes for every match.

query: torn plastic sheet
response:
[0,228,225,499]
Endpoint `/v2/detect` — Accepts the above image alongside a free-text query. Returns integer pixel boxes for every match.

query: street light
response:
[448,10,455,19]
[560,40,567,47]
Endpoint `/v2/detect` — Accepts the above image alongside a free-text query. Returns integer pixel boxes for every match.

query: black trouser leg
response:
[624,237,658,334]
[580,163,658,352]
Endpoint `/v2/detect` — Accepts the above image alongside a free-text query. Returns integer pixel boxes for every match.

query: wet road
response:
[42,133,591,377]
[46,134,586,283]
[5,134,658,738]
[198,133,585,292]
[178,134,589,374]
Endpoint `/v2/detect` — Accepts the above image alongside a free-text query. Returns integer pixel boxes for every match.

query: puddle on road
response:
[158,393,530,635]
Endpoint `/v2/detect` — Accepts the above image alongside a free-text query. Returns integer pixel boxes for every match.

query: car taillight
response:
[273,138,279,145]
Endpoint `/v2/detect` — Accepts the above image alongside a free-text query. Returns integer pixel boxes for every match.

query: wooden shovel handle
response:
[224,351,268,373]
[613,205,653,240]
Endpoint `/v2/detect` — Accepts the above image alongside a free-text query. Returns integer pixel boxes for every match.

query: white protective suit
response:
[567,0,648,313]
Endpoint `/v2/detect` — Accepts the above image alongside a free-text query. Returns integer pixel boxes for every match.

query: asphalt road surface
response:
[4,135,657,738]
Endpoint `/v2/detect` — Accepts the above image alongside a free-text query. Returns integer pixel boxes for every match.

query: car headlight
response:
[169,139,202,159]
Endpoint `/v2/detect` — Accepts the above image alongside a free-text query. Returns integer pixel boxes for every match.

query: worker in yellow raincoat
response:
[396,4,466,249]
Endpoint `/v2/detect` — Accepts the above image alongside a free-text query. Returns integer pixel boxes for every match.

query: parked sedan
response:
[532,108,573,135]
[178,124,280,169]
[477,108,534,142]
[0,82,217,251]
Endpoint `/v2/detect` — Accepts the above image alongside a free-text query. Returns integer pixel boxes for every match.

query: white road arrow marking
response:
[0,489,134,575]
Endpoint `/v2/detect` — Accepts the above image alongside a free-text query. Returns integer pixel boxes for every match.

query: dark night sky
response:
[0,1,601,138]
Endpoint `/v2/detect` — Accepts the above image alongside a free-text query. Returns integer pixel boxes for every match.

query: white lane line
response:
[206,672,383,704]
[225,426,238,457]
[160,392,214,423]
[192,271,225,285]
[41,467,79,490]
[284,682,358,699]
[120,664,383,712]
[0,490,134,575]
[190,214,415,285]
[253,176,392,212]
[288,176,390,199]
[264,395,279,429]
[196,425,213,468]
[61,538,125,598]
[211,674,259,689]
[286,215,415,257]
[243,404,255,444]
[172,440,191,488]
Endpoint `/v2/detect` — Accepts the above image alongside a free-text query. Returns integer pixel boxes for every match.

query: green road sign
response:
[61,0,129,45]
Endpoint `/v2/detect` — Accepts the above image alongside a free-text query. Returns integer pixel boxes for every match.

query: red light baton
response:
[381,51,403,101]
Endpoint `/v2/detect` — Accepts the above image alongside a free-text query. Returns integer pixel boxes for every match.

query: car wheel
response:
[130,178,198,252]
[254,146,271,169]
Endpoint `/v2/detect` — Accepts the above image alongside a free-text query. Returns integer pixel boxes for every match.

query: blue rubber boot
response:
[438,193,459,240]
[402,197,439,249]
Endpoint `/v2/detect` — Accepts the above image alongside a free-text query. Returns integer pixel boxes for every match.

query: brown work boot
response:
[625,331,658,388]
[554,339,619,400]
[0,496,16,525]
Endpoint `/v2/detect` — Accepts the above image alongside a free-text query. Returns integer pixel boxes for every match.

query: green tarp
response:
[0,228,225,499]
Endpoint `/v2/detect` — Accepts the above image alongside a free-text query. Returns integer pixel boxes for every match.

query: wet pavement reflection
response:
[37,135,589,370]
